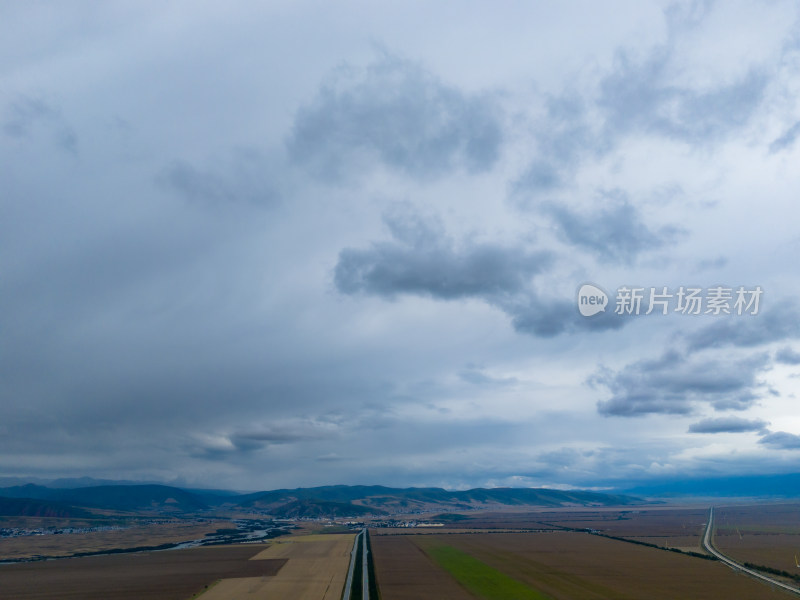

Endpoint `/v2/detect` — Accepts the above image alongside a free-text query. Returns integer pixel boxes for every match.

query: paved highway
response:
[362,527,370,600]
[342,528,371,600]
[342,529,362,600]
[702,506,800,596]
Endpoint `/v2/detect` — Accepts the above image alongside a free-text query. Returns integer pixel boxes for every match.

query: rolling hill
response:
[0,497,93,518]
[0,484,207,513]
[269,499,386,518]
[235,485,641,513]
[0,483,642,516]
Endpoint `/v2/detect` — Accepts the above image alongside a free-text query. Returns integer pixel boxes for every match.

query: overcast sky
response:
[2,0,800,492]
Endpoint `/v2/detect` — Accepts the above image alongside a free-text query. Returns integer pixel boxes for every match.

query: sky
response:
[2,0,800,492]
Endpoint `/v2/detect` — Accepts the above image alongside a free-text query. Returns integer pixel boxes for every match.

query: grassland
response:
[0,544,285,600]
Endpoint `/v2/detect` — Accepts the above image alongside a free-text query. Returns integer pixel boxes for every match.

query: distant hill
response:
[0,484,55,500]
[235,485,641,513]
[0,476,163,488]
[269,499,386,519]
[48,485,208,512]
[0,482,641,517]
[0,496,93,518]
[0,484,207,513]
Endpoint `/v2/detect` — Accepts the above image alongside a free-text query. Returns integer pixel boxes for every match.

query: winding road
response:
[702,506,800,596]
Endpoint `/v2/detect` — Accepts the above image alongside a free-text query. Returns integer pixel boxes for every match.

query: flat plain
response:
[714,503,800,577]
[372,529,796,599]
[371,533,479,599]
[0,544,285,600]
[197,533,355,600]
[0,518,229,561]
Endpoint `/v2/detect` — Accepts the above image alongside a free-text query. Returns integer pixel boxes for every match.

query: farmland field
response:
[372,530,794,599]
[714,504,800,578]
[197,533,355,600]
[0,544,285,600]
[421,507,711,553]
[424,543,550,599]
[371,534,478,599]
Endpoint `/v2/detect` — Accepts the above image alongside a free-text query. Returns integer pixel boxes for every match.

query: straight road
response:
[342,530,362,600]
[702,506,800,596]
[362,528,370,600]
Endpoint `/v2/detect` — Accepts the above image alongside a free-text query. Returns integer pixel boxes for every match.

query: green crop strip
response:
[425,544,552,600]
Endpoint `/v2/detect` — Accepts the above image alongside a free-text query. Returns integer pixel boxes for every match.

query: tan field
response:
[198,533,355,600]
[0,519,230,561]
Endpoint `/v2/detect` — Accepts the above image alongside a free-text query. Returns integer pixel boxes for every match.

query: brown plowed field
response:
[371,534,478,599]
[373,530,794,599]
[0,545,285,600]
[715,504,800,576]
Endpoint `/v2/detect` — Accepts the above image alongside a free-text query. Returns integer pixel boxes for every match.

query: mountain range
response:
[0,483,640,517]
[4,472,800,519]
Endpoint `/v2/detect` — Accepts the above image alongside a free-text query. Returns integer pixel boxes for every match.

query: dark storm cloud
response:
[515,5,767,198]
[459,365,518,387]
[759,431,800,450]
[513,94,599,195]
[598,51,767,144]
[515,160,563,192]
[769,121,800,153]
[688,416,769,434]
[775,347,800,365]
[157,150,279,206]
[695,256,728,271]
[335,210,552,300]
[286,54,503,181]
[504,295,626,338]
[685,302,800,352]
[541,192,683,264]
[597,2,766,146]
[593,350,770,417]
[230,429,329,450]
[3,94,77,153]
[4,1,799,490]
[334,206,628,338]
[215,420,341,454]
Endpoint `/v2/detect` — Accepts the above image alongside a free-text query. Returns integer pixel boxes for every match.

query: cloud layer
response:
[2,1,800,490]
